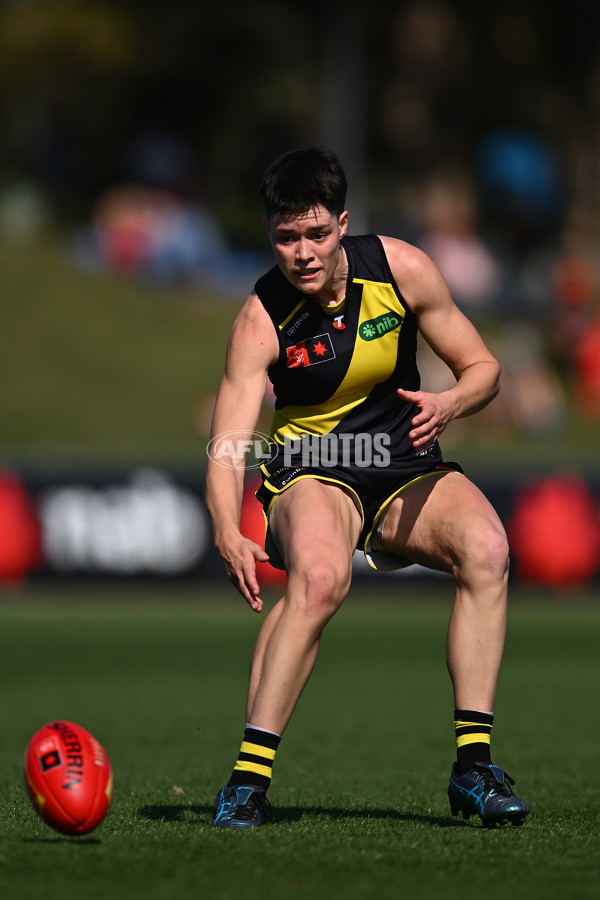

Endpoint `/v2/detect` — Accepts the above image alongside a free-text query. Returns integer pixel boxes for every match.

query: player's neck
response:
[316,245,348,308]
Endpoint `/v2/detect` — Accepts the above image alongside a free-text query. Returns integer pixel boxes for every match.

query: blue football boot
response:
[213,784,274,829]
[448,762,530,826]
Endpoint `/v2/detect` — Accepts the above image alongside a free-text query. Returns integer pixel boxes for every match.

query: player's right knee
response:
[288,556,351,618]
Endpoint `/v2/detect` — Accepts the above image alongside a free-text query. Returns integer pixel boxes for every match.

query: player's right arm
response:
[205,292,279,612]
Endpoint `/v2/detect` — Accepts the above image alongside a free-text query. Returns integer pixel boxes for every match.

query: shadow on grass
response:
[139,803,467,829]
[22,836,102,844]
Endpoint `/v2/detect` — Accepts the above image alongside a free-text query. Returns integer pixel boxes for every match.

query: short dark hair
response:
[260,146,347,220]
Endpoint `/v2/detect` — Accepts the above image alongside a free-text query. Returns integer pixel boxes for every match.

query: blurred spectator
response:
[418,321,567,443]
[74,184,224,283]
[417,168,502,309]
[551,254,600,391]
[71,184,269,294]
[478,130,561,250]
[492,324,566,437]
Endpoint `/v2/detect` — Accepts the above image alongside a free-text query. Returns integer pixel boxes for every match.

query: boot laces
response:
[233,790,274,822]
[478,765,515,797]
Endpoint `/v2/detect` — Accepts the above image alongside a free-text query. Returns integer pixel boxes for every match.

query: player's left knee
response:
[462,521,509,582]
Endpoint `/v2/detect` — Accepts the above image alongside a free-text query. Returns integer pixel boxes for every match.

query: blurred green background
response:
[1,0,599,463]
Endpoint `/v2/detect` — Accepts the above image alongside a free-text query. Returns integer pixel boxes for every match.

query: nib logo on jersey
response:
[359,313,401,341]
[286,334,335,368]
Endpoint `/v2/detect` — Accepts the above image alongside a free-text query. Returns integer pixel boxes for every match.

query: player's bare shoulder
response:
[228,292,279,367]
[378,235,449,315]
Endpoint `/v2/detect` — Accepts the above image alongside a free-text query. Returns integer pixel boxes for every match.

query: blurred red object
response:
[0,472,42,584]
[575,317,600,418]
[239,479,287,587]
[509,474,600,587]
[555,256,596,309]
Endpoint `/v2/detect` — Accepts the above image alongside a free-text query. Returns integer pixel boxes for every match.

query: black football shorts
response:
[255,440,463,571]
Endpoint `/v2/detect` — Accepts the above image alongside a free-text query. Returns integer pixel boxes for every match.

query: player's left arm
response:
[381,236,501,450]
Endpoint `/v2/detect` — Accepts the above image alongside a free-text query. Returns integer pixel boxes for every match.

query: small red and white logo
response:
[286,334,336,368]
[332,315,345,330]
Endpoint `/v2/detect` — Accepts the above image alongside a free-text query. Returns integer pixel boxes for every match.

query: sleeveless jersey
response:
[254,234,421,463]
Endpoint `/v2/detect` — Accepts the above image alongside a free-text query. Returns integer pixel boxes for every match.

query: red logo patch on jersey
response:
[332,315,345,330]
[286,343,310,367]
[286,334,336,368]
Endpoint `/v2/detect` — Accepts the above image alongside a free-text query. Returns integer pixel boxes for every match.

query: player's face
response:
[266,205,349,305]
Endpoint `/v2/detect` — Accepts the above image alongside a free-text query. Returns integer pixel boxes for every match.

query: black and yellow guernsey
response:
[254,233,462,569]
[255,233,420,459]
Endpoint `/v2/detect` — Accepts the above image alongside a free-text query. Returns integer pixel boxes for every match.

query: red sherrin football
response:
[24,721,113,835]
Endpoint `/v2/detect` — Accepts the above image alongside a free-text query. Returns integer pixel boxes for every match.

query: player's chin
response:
[293,272,322,290]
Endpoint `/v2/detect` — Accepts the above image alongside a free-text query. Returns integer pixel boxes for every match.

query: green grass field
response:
[1,585,599,900]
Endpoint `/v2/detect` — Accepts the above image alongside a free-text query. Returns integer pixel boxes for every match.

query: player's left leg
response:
[376,471,530,826]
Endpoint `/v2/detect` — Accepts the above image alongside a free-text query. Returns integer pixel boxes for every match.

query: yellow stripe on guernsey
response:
[278,299,307,332]
[272,279,406,442]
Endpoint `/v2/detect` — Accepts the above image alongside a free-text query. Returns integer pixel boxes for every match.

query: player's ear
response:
[338,210,349,238]
[263,217,271,238]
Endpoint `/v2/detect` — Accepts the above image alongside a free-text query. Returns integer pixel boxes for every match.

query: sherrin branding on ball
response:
[24,721,113,836]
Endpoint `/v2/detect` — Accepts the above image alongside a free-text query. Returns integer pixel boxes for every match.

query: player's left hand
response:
[397,387,454,450]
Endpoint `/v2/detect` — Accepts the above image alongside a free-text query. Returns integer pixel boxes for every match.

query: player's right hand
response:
[218,535,270,613]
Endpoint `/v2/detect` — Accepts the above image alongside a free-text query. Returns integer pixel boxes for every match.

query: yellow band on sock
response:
[233,760,274,779]
[239,741,277,760]
[456,732,492,748]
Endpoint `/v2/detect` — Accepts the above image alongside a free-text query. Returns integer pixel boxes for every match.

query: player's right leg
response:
[247,478,361,732]
[213,478,361,829]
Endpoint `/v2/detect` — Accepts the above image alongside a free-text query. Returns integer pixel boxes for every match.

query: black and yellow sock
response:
[454,709,493,775]
[227,726,281,790]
